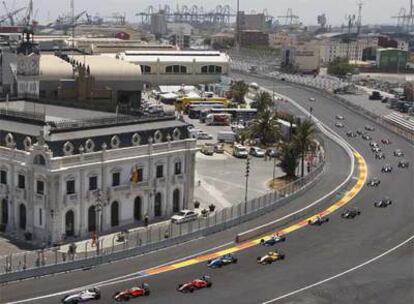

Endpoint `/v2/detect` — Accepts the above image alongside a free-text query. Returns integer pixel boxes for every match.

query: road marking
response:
[261,235,414,304]
[6,152,367,304]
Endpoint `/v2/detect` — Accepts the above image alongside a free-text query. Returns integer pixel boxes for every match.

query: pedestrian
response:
[198,180,201,187]
[91,231,97,247]
[144,215,149,227]
[62,252,66,262]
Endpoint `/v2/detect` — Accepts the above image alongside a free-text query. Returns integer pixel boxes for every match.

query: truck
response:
[217,131,236,144]
[205,113,231,126]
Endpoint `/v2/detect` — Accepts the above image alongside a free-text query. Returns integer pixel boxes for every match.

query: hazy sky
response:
[5,0,409,25]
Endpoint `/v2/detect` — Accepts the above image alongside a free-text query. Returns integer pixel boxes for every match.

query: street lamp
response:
[244,156,251,214]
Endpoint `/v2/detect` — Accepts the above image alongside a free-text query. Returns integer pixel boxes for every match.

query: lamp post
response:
[244,156,251,214]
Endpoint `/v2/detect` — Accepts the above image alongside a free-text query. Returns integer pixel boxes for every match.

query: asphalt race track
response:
[1,74,413,304]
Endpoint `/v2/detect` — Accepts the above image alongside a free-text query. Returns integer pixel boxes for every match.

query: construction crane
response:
[391,0,414,32]
[278,8,299,26]
[356,1,364,35]
[1,1,26,26]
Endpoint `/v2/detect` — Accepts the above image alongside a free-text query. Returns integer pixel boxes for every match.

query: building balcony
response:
[64,193,78,205]
[15,187,27,201]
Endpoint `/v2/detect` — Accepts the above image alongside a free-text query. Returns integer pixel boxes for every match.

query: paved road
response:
[1,76,413,304]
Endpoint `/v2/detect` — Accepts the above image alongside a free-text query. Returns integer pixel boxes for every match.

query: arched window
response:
[173,189,180,213]
[165,65,187,74]
[33,155,46,166]
[111,201,119,227]
[154,193,162,217]
[65,210,75,237]
[88,206,96,232]
[19,204,26,230]
[141,65,151,74]
[134,197,142,221]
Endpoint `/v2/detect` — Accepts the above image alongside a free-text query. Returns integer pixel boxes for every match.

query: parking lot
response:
[185,116,283,210]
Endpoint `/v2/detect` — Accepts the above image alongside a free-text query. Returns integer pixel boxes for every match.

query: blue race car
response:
[260,235,286,246]
[207,253,238,268]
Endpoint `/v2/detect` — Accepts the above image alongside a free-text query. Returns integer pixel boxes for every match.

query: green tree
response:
[230,80,249,104]
[249,109,280,146]
[293,119,317,177]
[251,91,273,114]
[327,57,354,77]
[278,142,299,178]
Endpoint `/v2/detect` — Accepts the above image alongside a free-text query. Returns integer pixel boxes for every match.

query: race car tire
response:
[207,282,212,288]
[260,239,265,244]
[233,258,238,264]
[190,288,194,293]
[280,254,285,260]
[95,293,101,300]
[326,218,330,222]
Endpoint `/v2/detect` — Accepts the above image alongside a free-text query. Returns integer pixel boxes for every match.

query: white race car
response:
[62,288,101,303]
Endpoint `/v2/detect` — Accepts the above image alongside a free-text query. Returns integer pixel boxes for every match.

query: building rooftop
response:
[39,54,73,81]
[118,50,230,64]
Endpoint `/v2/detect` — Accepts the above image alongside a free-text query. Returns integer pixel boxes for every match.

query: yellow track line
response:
[144,152,367,276]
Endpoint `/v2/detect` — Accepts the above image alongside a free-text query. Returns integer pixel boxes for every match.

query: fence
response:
[0,155,326,283]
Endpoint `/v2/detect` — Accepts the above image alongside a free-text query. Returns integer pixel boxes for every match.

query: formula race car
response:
[369,141,379,148]
[308,216,329,226]
[374,198,392,208]
[365,125,375,131]
[257,251,285,264]
[375,152,385,160]
[381,139,392,145]
[335,122,345,128]
[113,283,150,302]
[177,276,212,293]
[62,288,101,304]
[336,114,345,120]
[398,160,409,168]
[356,129,363,135]
[341,208,361,219]
[381,164,393,173]
[346,131,357,138]
[393,149,404,157]
[207,253,238,268]
[362,134,372,141]
[260,234,286,246]
[367,178,380,187]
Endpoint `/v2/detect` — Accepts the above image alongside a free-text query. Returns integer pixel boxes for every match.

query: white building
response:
[319,36,379,64]
[0,101,197,244]
[116,50,230,86]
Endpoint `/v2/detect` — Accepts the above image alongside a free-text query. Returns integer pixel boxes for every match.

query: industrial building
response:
[376,48,408,71]
[117,50,230,86]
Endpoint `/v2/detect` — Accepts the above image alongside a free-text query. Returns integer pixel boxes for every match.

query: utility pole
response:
[235,0,240,53]
[244,156,251,214]
[71,0,75,48]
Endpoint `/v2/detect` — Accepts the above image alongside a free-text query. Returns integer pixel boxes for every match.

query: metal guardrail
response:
[0,156,326,283]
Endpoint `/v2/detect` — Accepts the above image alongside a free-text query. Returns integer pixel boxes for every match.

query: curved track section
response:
[2,75,413,304]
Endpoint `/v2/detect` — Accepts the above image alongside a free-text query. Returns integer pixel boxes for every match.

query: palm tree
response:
[249,109,280,146]
[293,119,317,177]
[251,91,272,114]
[230,80,249,104]
[278,142,299,178]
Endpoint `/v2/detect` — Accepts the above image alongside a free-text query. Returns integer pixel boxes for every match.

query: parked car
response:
[250,147,266,157]
[266,148,279,158]
[233,144,248,158]
[214,143,224,153]
[201,143,214,156]
[198,132,213,140]
[171,210,198,224]
[369,91,382,100]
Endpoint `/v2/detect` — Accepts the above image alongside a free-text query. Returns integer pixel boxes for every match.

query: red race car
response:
[113,283,150,302]
[177,276,212,293]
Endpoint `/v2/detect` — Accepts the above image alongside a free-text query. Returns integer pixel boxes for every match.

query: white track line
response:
[262,235,414,303]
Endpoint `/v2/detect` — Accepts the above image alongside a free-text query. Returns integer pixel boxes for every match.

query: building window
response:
[66,180,75,195]
[141,65,151,74]
[201,65,222,74]
[39,208,42,226]
[33,155,46,166]
[175,161,182,175]
[156,165,164,178]
[154,193,162,217]
[37,180,44,195]
[112,172,120,187]
[131,167,143,183]
[165,65,187,74]
[89,176,97,191]
[18,174,25,189]
[0,170,7,184]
